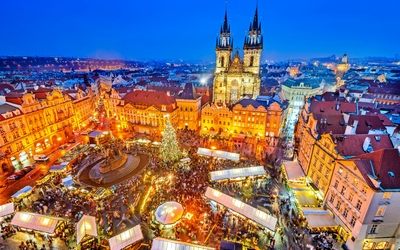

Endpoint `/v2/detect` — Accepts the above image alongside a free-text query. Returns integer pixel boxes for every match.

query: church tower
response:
[215,10,233,74]
[212,6,262,105]
[243,6,263,75]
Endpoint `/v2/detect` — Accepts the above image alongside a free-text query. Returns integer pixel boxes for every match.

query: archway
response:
[2,162,8,172]
[51,135,58,145]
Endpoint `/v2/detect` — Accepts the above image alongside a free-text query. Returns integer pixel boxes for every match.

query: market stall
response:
[300,208,337,228]
[62,175,74,188]
[205,187,277,232]
[154,202,184,226]
[151,237,215,250]
[77,215,97,244]
[281,161,305,182]
[11,186,33,200]
[0,202,14,217]
[197,147,240,161]
[11,212,61,234]
[49,162,69,173]
[210,166,266,181]
[108,225,143,250]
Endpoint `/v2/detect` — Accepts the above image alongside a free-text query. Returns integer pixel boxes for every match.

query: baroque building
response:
[212,7,262,105]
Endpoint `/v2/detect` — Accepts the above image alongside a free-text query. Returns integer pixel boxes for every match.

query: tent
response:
[0,202,14,217]
[205,187,277,231]
[108,225,143,250]
[154,202,184,225]
[62,175,74,187]
[282,161,304,181]
[11,186,33,199]
[197,148,240,161]
[300,208,337,228]
[210,166,266,181]
[77,215,97,244]
[11,212,60,233]
[151,237,215,250]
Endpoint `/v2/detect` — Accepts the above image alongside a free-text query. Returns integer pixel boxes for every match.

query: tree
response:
[160,118,182,163]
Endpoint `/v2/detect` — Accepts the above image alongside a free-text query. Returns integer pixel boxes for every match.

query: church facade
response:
[212,7,263,105]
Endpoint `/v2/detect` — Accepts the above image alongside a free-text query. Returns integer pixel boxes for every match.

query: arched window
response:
[220,56,225,67]
[249,56,254,66]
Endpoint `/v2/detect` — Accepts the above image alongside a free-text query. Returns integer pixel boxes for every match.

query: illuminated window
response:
[376,206,386,217]
[383,192,391,199]
[348,192,354,202]
[375,242,388,250]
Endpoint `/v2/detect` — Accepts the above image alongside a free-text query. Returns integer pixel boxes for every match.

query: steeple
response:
[244,4,263,49]
[216,8,232,50]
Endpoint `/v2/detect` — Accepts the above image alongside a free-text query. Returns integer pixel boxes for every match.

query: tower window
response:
[220,56,225,67]
[249,56,254,67]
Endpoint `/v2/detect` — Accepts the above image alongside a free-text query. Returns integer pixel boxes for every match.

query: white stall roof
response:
[108,225,143,250]
[300,208,337,228]
[210,166,266,181]
[77,215,97,244]
[282,161,305,180]
[205,187,277,231]
[197,148,240,161]
[151,237,215,250]
[62,175,74,187]
[11,212,60,233]
[0,202,14,217]
[11,186,33,199]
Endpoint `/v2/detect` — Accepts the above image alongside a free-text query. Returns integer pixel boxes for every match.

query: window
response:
[336,200,341,211]
[348,192,354,202]
[356,200,362,211]
[342,208,348,218]
[353,178,359,187]
[318,164,323,173]
[369,224,378,234]
[375,242,388,250]
[383,192,391,199]
[340,186,347,196]
[333,180,339,189]
[310,171,315,180]
[376,206,386,217]
[350,216,356,227]
[329,194,335,204]
[325,169,330,178]
[361,186,367,195]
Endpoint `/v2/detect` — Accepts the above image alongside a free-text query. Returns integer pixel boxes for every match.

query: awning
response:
[155,202,184,225]
[301,208,337,228]
[0,202,14,217]
[293,190,319,207]
[205,187,277,231]
[77,215,97,244]
[220,240,243,250]
[180,158,190,163]
[49,165,67,172]
[210,166,266,181]
[108,225,143,250]
[62,176,74,187]
[282,161,304,180]
[197,147,240,161]
[11,212,61,233]
[12,186,33,199]
[151,237,215,250]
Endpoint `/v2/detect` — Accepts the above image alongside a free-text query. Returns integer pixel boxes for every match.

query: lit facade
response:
[175,83,202,130]
[212,8,262,104]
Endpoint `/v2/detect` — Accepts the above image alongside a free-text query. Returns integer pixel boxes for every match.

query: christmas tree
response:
[160,117,182,162]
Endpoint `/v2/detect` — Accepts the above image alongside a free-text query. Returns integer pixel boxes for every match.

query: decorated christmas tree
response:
[160,117,182,162]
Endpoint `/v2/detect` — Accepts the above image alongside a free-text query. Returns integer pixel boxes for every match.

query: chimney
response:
[343,113,350,125]
[335,103,340,111]
[166,91,170,96]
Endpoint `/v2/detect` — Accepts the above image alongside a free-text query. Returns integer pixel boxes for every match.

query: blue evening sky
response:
[0,0,399,62]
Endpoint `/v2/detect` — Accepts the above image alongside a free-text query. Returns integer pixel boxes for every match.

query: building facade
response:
[212,8,262,105]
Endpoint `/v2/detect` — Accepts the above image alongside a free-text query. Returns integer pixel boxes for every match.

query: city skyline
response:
[1,0,399,62]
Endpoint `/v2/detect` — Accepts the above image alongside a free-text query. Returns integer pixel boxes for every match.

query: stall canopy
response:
[11,212,60,233]
[282,161,304,181]
[77,215,97,244]
[301,208,337,228]
[151,237,215,250]
[205,187,277,231]
[11,186,33,199]
[0,202,14,217]
[210,166,266,181]
[62,176,74,187]
[49,165,68,172]
[155,202,184,225]
[108,225,143,250]
[197,148,240,161]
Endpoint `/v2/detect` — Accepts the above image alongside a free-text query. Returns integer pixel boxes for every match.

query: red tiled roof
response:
[147,86,183,96]
[123,90,177,112]
[309,101,356,115]
[334,134,393,157]
[355,148,400,190]
[201,94,210,107]
[377,114,395,126]
[348,115,386,134]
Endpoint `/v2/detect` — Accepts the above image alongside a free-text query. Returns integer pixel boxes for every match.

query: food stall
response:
[108,225,143,250]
